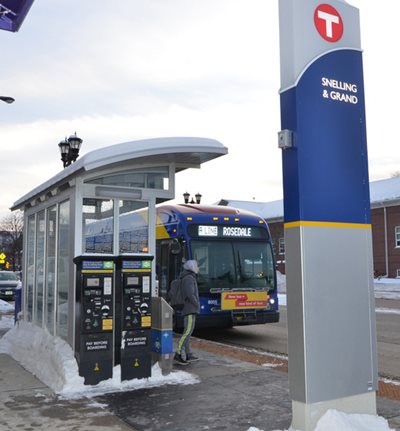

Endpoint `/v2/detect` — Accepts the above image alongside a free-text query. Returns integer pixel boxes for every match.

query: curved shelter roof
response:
[12,136,227,210]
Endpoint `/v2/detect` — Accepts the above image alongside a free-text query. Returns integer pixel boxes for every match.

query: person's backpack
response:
[168,277,185,310]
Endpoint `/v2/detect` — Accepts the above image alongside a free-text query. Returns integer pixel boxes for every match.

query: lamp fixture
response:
[58,132,83,168]
[183,192,202,205]
[183,191,190,204]
[195,192,202,204]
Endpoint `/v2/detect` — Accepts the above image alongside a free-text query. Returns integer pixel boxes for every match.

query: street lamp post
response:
[58,132,83,168]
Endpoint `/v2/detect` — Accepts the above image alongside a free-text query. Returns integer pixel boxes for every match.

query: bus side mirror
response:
[170,240,181,255]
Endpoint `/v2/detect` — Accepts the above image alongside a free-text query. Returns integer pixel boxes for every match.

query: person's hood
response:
[183,259,199,274]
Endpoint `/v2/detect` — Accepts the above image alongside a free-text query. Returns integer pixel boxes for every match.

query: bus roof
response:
[158,204,266,220]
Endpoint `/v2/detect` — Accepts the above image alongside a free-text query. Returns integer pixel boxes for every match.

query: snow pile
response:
[61,361,199,400]
[0,320,198,398]
[0,299,14,313]
[374,277,400,300]
[0,320,82,392]
[277,270,286,293]
[248,409,394,431]
[313,409,394,431]
[0,315,15,330]
[0,300,15,331]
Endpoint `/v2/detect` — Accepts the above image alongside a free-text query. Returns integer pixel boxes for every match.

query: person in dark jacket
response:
[174,259,200,365]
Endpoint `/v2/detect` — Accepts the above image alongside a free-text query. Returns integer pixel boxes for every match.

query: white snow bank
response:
[277,271,286,293]
[0,320,84,392]
[0,320,198,398]
[374,277,400,285]
[248,408,394,431]
[314,409,394,431]
[278,294,287,307]
[0,299,14,312]
[374,278,400,300]
[0,315,15,330]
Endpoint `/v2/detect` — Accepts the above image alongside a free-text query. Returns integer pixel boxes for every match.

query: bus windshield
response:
[190,240,275,294]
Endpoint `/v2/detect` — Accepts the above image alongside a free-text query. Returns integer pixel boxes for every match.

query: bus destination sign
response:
[199,225,251,237]
[198,225,218,236]
[193,225,268,240]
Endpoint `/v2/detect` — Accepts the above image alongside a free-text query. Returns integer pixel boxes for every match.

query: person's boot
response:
[186,353,199,362]
[173,352,189,365]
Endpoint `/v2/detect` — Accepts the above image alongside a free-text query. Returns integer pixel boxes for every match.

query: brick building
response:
[218,176,400,278]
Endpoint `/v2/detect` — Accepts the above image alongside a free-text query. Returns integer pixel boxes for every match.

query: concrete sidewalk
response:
[0,339,400,431]
[0,353,135,431]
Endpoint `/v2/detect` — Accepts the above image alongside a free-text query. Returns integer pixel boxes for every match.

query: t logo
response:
[314,4,343,42]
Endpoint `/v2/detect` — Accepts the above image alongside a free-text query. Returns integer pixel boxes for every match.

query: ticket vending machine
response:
[116,255,153,381]
[74,256,115,385]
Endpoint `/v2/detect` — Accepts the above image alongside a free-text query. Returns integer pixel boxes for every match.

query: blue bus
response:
[155,204,279,329]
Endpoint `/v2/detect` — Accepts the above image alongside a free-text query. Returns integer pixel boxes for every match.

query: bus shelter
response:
[11,137,227,355]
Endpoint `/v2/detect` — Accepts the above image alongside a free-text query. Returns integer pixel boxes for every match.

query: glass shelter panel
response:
[35,210,45,326]
[82,198,114,254]
[57,200,70,341]
[84,166,169,190]
[26,215,36,322]
[46,205,57,335]
[119,200,149,253]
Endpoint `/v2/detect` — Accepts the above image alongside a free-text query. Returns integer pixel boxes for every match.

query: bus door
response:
[156,239,184,299]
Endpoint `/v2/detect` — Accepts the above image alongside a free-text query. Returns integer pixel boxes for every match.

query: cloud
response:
[1,0,400,220]
[1,96,282,217]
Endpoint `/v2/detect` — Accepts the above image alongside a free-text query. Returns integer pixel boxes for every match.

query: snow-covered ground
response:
[374,277,400,300]
[250,409,394,430]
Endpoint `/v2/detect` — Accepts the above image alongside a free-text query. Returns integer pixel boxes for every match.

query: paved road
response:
[195,298,400,379]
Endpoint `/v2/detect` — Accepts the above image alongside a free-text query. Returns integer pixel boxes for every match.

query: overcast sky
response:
[0,0,398,219]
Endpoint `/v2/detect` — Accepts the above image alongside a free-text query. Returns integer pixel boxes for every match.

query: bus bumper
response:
[174,310,280,330]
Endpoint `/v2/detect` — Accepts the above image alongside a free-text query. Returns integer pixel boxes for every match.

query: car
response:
[0,271,20,301]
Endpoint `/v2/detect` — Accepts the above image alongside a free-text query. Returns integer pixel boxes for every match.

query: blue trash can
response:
[14,285,22,324]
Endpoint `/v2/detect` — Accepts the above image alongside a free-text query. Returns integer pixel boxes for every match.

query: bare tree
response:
[391,171,400,178]
[0,211,23,271]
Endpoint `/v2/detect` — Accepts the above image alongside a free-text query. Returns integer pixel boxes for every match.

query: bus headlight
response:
[269,298,275,305]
